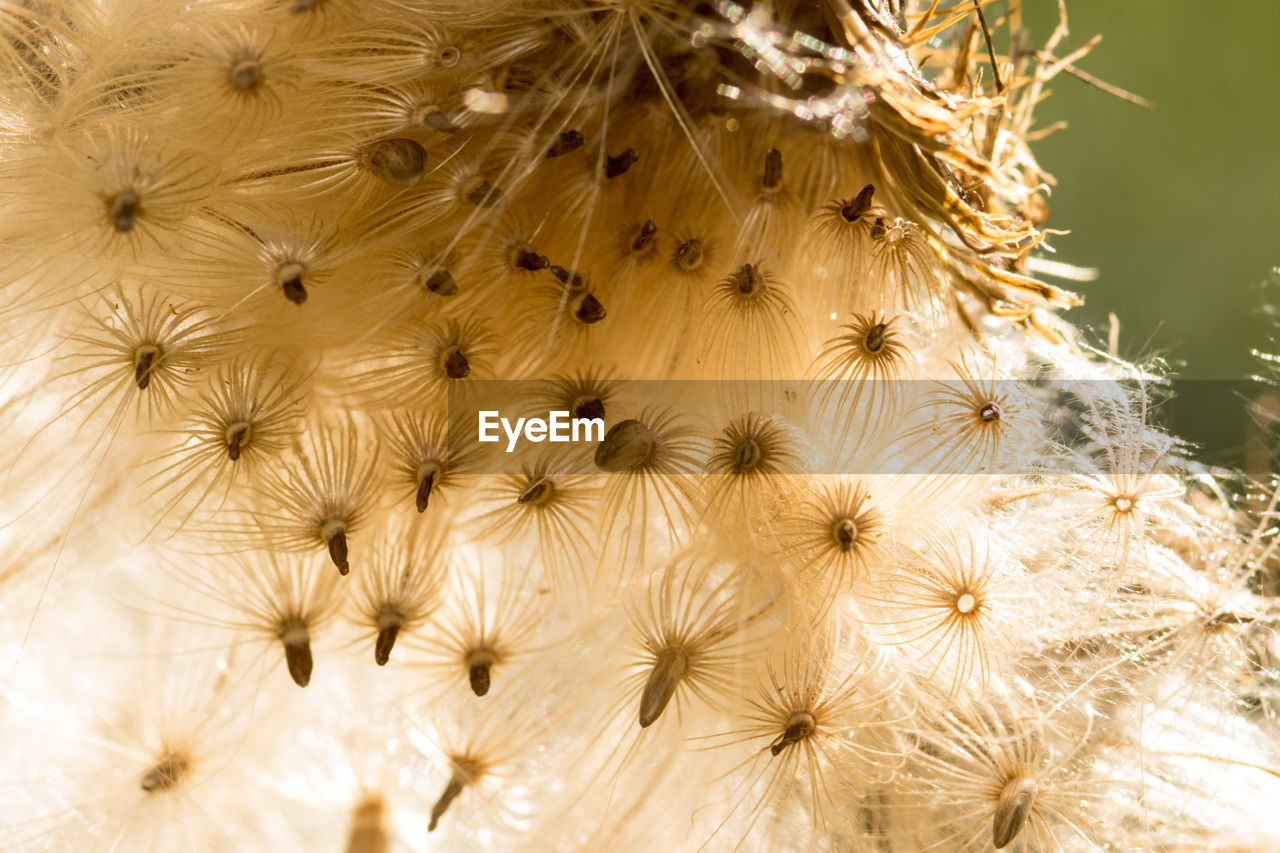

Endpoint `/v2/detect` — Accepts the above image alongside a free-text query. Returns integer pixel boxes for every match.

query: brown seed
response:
[466,647,496,697]
[345,795,390,853]
[870,216,887,240]
[517,476,553,505]
[515,249,549,272]
[594,419,654,472]
[428,765,473,832]
[631,219,658,253]
[463,176,504,208]
[281,624,313,687]
[375,611,403,666]
[276,261,308,305]
[416,467,436,512]
[731,438,761,475]
[442,346,470,379]
[605,148,638,179]
[992,775,1038,849]
[840,184,875,222]
[573,396,605,422]
[761,147,783,192]
[573,292,606,325]
[546,129,584,158]
[731,263,760,295]
[549,265,586,290]
[225,421,252,461]
[140,751,190,793]
[979,402,1001,423]
[769,709,815,756]
[833,517,857,552]
[325,527,349,575]
[864,322,887,353]
[417,106,457,131]
[133,344,160,390]
[108,189,139,233]
[424,268,457,296]
[230,58,262,91]
[365,138,427,187]
[673,238,704,272]
[638,646,688,727]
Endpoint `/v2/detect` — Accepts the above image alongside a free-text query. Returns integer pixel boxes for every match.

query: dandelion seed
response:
[351,525,446,665]
[711,630,907,840]
[864,214,948,322]
[147,353,308,525]
[382,411,475,513]
[699,260,801,379]
[629,556,779,728]
[358,317,496,405]
[421,557,547,697]
[475,461,599,588]
[51,126,217,256]
[896,686,1108,851]
[429,755,484,831]
[779,478,888,605]
[57,287,232,429]
[865,521,1016,697]
[257,419,378,575]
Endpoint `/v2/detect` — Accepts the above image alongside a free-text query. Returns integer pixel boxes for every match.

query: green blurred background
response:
[1019,0,1280,469]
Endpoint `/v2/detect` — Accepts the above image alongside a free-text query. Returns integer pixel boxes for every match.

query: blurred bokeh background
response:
[1019,0,1280,471]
